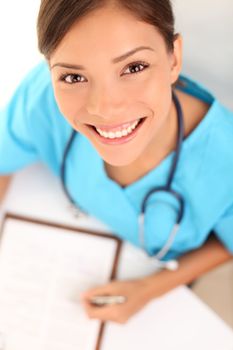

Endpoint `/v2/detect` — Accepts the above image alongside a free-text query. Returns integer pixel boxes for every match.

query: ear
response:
[169,34,183,84]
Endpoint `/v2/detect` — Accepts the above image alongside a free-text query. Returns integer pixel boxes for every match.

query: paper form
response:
[0,217,118,350]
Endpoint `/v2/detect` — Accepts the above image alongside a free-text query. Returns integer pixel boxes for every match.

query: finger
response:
[83,299,124,322]
[80,282,118,300]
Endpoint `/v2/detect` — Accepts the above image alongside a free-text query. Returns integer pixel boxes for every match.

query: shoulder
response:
[176,75,233,196]
[14,60,52,104]
[12,60,71,137]
[18,60,60,116]
[176,74,233,146]
[18,59,50,85]
[1,60,74,174]
[198,100,233,201]
[212,101,233,136]
[204,97,233,157]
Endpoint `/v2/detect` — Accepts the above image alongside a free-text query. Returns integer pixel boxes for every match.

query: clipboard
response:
[0,212,122,350]
[1,165,233,350]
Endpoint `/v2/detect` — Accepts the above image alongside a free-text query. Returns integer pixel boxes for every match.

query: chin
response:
[100,152,140,168]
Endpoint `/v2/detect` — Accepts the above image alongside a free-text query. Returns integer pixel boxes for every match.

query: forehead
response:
[50,6,165,62]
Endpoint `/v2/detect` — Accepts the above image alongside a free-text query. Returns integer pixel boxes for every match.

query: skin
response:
[0,176,11,204]
[46,5,232,323]
[49,5,183,179]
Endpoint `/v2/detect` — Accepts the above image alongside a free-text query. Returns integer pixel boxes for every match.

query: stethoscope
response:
[61,89,185,271]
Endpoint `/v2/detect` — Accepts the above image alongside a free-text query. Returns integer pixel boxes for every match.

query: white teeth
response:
[95,119,141,139]
[109,132,115,139]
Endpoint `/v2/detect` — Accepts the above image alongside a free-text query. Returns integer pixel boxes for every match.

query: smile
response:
[95,118,141,139]
[86,117,147,145]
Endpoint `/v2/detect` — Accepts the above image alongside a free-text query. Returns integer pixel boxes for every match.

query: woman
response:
[0,0,232,324]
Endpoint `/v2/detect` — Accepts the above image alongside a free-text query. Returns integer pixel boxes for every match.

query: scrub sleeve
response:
[0,73,39,174]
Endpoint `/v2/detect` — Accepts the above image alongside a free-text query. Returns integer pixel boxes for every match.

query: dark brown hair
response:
[37,0,177,60]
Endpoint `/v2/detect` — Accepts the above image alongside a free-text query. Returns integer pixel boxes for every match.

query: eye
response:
[59,73,86,84]
[58,61,149,85]
[123,61,149,75]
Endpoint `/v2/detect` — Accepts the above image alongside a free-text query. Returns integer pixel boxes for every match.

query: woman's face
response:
[49,6,182,167]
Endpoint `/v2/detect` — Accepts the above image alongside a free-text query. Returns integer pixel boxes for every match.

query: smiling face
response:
[49,5,182,167]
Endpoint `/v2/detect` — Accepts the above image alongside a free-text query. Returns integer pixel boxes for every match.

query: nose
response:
[86,83,123,119]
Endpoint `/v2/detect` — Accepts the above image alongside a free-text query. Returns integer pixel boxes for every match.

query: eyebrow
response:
[50,46,154,70]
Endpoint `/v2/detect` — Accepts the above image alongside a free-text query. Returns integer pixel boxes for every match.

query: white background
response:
[0,0,232,109]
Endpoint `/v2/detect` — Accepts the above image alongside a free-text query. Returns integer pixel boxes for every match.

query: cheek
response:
[53,87,85,129]
[52,66,172,132]
[141,71,173,122]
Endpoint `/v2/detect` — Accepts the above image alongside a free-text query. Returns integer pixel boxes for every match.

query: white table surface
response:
[1,163,233,349]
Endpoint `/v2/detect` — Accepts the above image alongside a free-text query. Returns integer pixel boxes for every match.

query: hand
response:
[80,279,151,324]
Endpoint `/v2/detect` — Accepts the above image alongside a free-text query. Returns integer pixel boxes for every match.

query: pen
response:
[90,295,127,306]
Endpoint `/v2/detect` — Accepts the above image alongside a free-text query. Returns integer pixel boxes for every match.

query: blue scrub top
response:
[1,60,233,260]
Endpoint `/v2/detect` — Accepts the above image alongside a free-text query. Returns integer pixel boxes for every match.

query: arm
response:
[142,235,232,301]
[0,175,11,205]
[81,236,232,323]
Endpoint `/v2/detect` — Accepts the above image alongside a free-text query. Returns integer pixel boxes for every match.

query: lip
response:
[86,117,147,145]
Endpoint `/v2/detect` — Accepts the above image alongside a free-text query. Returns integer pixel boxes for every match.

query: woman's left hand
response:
[80,279,151,324]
